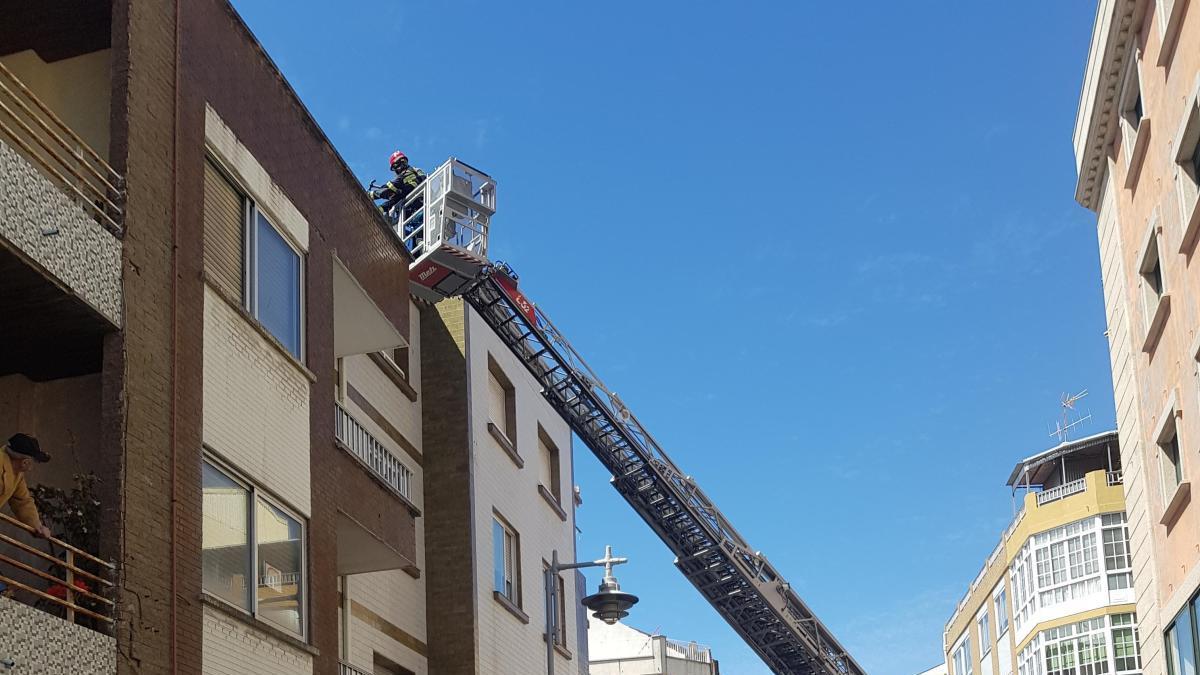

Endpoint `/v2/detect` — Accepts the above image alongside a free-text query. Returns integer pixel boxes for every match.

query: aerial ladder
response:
[393,158,868,675]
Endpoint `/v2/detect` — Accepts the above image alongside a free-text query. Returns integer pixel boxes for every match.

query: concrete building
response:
[421,296,585,674]
[943,432,1145,675]
[588,620,719,675]
[916,664,949,675]
[1073,2,1200,674]
[1,1,426,673]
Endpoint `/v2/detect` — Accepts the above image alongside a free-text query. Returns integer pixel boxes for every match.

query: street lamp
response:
[545,545,638,675]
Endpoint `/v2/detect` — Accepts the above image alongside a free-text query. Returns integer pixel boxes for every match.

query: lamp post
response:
[545,545,638,675]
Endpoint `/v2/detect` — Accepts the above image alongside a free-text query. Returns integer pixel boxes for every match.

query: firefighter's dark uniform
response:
[373,166,426,217]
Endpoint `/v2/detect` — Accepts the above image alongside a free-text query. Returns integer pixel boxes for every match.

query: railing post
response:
[65,549,75,624]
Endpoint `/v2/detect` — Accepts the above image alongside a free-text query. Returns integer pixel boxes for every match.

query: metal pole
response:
[547,549,558,675]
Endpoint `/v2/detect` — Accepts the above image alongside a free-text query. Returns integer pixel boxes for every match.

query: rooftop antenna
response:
[1049,389,1092,443]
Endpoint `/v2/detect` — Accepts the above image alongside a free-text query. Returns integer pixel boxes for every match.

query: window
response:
[1102,513,1133,592]
[1140,228,1165,322]
[487,355,517,446]
[1011,517,1110,624]
[978,610,991,655]
[538,426,562,504]
[953,638,973,675]
[1162,427,1184,494]
[1029,614,1140,675]
[1111,613,1141,672]
[1119,49,1147,170]
[387,345,410,378]
[1165,595,1198,675]
[202,457,307,638]
[995,588,1009,635]
[493,514,521,607]
[1175,84,1200,250]
[246,204,303,359]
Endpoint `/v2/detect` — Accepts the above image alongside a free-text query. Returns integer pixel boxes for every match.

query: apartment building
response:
[588,620,720,675]
[1073,2,1200,673]
[943,432,1145,675]
[1,1,426,673]
[422,296,585,675]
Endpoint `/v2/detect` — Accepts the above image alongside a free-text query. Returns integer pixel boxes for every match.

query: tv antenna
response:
[1049,390,1092,442]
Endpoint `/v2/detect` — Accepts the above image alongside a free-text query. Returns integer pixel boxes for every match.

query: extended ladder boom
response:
[461,267,867,675]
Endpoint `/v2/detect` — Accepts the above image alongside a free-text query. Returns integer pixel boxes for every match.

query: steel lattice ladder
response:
[457,266,868,675]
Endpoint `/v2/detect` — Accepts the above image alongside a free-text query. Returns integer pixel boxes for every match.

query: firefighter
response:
[371,150,426,221]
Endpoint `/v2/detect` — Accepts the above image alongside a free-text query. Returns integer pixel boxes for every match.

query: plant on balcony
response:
[31,473,101,555]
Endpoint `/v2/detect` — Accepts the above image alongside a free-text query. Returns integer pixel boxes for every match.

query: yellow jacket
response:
[0,451,41,528]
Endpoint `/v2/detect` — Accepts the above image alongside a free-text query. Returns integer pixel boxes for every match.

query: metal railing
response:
[0,511,116,629]
[334,402,414,501]
[0,62,123,236]
[665,637,713,663]
[397,158,494,258]
[339,661,373,675]
[1036,477,1088,506]
[1107,470,1124,486]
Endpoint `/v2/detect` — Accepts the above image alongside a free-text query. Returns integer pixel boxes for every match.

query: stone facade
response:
[0,138,122,327]
[1074,2,1200,673]
[0,595,117,675]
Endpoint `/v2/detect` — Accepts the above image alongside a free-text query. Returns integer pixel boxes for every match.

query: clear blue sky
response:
[232,2,1109,672]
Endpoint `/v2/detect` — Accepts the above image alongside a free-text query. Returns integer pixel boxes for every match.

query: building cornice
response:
[1073,0,1145,211]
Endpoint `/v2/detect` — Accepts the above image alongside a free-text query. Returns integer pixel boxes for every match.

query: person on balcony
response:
[370,150,427,250]
[1,433,53,539]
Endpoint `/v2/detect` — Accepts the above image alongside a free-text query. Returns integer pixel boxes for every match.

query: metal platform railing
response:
[0,62,123,236]
[461,266,864,675]
[335,403,414,501]
[0,511,116,629]
[397,158,494,259]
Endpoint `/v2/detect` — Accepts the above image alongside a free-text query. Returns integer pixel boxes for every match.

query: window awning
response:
[332,257,406,358]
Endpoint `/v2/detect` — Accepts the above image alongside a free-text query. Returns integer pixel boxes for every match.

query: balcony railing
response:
[1036,477,1088,506]
[0,511,116,630]
[1107,470,1124,486]
[339,662,373,675]
[0,61,123,236]
[665,637,714,663]
[335,402,414,501]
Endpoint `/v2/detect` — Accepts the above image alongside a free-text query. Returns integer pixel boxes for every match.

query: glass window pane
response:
[493,519,506,594]
[202,462,251,610]
[1175,605,1197,675]
[255,213,302,357]
[256,498,304,636]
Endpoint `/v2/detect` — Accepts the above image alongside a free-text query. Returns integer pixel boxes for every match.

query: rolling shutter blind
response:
[203,160,244,301]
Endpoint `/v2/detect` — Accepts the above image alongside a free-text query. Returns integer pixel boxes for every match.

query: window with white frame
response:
[979,610,992,656]
[244,202,304,359]
[953,637,973,675]
[995,587,1009,636]
[493,513,521,607]
[1119,48,1146,166]
[1010,515,1135,630]
[202,457,307,638]
[1102,513,1133,591]
[1019,613,1141,675]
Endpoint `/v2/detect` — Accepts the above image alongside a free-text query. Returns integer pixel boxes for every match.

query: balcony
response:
[333,403,420,576]
[339,662,373,675]
[0,56,122,329]
[335,403,414,502]
[0,512,116,674]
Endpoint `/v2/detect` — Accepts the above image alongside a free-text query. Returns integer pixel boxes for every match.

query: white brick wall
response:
[1097,179,1164,675]
[203,284,312,515]
[201,605,312,675]
[464,305,579,675]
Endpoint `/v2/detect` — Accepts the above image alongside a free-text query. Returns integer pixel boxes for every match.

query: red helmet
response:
[389,150,408,170]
